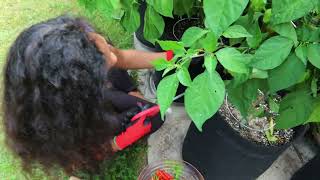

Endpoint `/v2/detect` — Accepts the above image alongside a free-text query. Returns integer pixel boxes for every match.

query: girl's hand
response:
[87,32,110,55]
[87,32,119,67]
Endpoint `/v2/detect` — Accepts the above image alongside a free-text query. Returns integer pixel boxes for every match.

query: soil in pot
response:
[220,92,294,146]
[182,93,307,179]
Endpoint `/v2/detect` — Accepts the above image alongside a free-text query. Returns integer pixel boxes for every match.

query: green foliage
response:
[268,53,306,93]
[297,25,320,43]
[235,15,263,48]
[144,5,165,44]
[216,47,252,74]
[204,0,249,37]
[311,75,318,97]
[272,23,298,46]
[181,27,209,47]
[185,71,225,131]
[156,74,179,119]
[157,40,186,55]
[151,58,172,71]
[307,44,320,69]
[227,79,267,118]
[276,90,313,129]
[201,32,218,52]
[76,142,147,180]
[173,0,195,16]
[295,44,308,65]
[204,54,218,76]
[79,0,320,130]
[120,1,140,32]
[250,0,266,12]
[306,99,320,123]
[269,98,280,113]
[250,36,293,70]
[223,25,253,38]
[271,0,315,24]
[146,0,174,17]
[177,67,192,86]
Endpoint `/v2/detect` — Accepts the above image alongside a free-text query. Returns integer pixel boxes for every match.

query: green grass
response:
[0,0,146,179]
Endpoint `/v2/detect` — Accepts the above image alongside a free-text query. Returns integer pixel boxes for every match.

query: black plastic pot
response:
[136,1,177,51]
[182,113,308,180]
[291,152,320,180]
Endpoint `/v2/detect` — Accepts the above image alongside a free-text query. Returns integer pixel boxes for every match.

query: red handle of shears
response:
[130,105,160,122]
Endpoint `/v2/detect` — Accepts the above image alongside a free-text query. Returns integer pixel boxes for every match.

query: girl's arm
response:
[112,47,167,69]
[88,32,167,70]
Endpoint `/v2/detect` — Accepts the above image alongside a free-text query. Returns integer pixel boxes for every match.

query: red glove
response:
[114,104,163,150]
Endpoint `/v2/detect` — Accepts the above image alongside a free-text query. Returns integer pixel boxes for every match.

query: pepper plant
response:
[152,0,320,131]
[80,0,320,131]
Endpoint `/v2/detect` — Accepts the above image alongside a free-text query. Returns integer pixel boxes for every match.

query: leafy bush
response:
[80,0,320,132]
[78,0,201,43]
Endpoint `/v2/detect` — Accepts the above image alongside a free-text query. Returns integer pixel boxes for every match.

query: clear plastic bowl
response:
[138,160,204,180]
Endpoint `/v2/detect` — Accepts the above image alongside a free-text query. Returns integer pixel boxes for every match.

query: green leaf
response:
[307,44,320,69]
[110,0,120,9]
[157,40,186,55]
[177,67,192,87]
[306,99,320,123]
[263,9,272,23]
[272,23,298,46]
[201,32,218,52]
[162,66,175,77]
[96,0,119,15]
[250,0,266,12]
[269,98,280,113]
[204,0,249,37]
[234,15,262,48]
[146,0,173,17]
[247,21,263,48]
[297,25,320,43]
[228,73,250,88]
[173,0,194,16]
[156,74,179,118]
[266,130,278,142]
[295,44,308,65]
[271,0,315,25]
[120,3,140,32]
[250,36,293,70]
[151,58,172,71]
[204,54,218,76]
[216,48,252,74]
[227,79,267,118]
[181,27,209,47]
[276,90,313,129]
[143,5,165,44]
[250,68,268,79]
[223,25,253,38]
[268,53,306,93]
[311,76,318,97]
[185,71,225,131]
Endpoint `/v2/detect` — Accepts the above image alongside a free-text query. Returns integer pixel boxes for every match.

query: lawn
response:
[0,0,146,179]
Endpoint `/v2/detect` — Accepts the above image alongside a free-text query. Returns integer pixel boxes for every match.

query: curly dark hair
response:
[3,16,121,174]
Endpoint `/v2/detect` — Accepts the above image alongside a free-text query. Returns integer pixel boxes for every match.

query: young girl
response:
[3,16,170,176]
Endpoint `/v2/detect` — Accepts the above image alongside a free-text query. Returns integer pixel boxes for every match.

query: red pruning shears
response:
[130,104,160,123]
